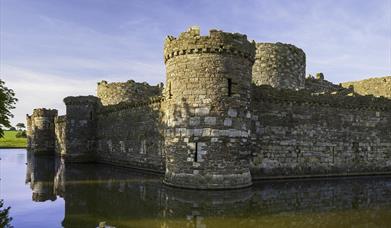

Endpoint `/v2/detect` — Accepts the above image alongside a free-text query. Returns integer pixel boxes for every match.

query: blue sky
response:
[1,0,390,126]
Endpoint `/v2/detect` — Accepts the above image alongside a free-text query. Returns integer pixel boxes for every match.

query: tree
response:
[16,123,25,131]
[0,200,13,228]
[0,80,17,138]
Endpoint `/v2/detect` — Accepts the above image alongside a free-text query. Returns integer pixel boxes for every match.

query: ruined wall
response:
[27,108,58,154]
[97,80,163,106]
[341,76,391,98]
[162,27,255,189]
[54,115,66,156]
[305,73,353,94]
[252,43,306,90]
[250,86,391,178]
[96,97,165,172]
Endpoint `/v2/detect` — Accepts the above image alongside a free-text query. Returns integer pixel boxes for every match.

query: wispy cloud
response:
[1,0,390,126]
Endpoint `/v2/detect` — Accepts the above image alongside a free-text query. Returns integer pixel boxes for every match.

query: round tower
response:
[28,108,58,154]
[162,26,255,189]
[252,42,306,90]
[97,80,163,106]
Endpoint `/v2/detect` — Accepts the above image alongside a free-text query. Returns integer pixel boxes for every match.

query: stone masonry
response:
[252,42,306,90]
[27,26,391,189]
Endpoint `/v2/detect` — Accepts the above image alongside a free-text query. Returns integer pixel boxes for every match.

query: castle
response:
[26,26,391,189]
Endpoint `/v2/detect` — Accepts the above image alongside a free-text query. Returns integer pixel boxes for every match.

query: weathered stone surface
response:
[250,85,391,178]
[97,80,163,106]
[341,76,391,98]
[26,108,58,154]
[252,42,306,90]
[163,27,255,189]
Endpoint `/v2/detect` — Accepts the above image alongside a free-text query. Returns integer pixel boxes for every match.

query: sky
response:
[1,0,390,126]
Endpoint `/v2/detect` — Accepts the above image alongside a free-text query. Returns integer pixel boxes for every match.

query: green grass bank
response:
[0,130,27,148]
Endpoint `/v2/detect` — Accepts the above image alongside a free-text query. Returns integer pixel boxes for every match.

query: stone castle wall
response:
[162,27,255,189]
[95,97,165,172]
[250,86,391,179]
[252,43,306,90]
[27,27,391,189]
[341,76,391,98]
[97,80,163,106]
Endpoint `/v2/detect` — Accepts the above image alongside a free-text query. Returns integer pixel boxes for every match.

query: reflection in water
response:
[25,152,391,228]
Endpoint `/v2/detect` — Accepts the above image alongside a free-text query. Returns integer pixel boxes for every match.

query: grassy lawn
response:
[0,130,27,148]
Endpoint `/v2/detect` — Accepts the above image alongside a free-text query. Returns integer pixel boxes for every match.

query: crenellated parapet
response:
[252,42,306,90]
[26,108,58,154]
[164,26,255,64]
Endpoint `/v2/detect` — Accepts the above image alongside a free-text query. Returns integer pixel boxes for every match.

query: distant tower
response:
[163,26,255,189]
[63,96,100,162]
[26,108,58,154]
[252,42,306,90]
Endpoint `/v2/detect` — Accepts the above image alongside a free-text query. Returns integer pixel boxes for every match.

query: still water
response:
[1,149,391,228]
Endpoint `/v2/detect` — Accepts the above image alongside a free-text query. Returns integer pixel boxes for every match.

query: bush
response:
[15,130,27,138]
[8,127,16,131]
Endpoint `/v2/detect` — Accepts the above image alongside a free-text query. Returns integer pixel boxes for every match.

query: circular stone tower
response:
[162,26,255,189]
[252,42,306,90]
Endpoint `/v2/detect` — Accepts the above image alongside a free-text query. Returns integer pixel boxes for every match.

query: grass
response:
[0,130,27,148]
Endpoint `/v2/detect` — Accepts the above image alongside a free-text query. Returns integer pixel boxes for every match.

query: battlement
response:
[164,26,255,64]
[253,42,306,90]
[31,108,58,118]
[97,80,163,106]
[63,96,100,105]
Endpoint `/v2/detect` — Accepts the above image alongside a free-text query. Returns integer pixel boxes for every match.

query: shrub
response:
[15,130,27,138]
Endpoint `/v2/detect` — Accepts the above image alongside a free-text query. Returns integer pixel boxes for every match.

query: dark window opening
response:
[194,142,198,162]
[90,111,93,121]
[227,78,232,97]
[169,82,173,99]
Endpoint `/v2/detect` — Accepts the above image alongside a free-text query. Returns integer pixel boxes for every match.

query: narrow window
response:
[227,78,232,97]
[194,142,198,162]
[169,82,173,98]
[90,111,93,120]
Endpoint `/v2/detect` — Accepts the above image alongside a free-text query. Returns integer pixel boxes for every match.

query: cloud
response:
[1,65,96,126]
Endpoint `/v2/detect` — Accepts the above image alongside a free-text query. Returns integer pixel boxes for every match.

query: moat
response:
[1,149,390,228]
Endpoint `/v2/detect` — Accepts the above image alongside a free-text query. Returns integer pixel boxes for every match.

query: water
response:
[1,149,391,228]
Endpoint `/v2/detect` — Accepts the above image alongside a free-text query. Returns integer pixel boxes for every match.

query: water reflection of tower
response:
[54,156,65,198]
[25,152,57,202]
[159,187,254,228]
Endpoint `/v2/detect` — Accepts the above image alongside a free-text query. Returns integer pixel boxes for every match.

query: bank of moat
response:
[27,27,391,189]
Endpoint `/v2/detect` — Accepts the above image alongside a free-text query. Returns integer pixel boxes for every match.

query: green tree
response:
[0,200,13,228]
[0,80,17,138]
[16,123,25,131]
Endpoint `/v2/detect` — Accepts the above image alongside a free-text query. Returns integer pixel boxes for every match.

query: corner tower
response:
[163,27,255,189]
[63,96,100,162]
[26,108,58,154]
[252,42,306,90]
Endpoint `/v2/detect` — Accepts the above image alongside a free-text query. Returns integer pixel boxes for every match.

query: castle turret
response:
[27,108,58,154]
[63,96,100,162]
[162,26,255,189]
[252,42,306,90]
